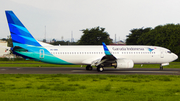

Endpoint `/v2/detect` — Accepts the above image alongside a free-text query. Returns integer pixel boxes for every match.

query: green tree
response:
[127,24,180,61]
[7,35,13,47]
[42,39,46,42]
[1,38,7,41]
[138,24,180,61]
[137,25,163,45]
[78,26,112,45]
[51,41,78,45]
[126,27,151,45]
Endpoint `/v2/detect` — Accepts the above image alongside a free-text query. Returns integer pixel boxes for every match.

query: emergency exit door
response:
[39,49,44,59]
[160,50,164,58]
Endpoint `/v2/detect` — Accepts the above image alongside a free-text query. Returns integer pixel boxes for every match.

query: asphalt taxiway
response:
[0,67,180,75]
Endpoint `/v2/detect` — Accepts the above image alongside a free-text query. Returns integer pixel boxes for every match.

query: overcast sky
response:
[1,0,180,42]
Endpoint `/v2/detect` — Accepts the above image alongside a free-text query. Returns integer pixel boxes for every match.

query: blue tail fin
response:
[5,11,41,47]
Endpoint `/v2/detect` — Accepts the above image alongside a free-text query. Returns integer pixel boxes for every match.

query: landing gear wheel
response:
[97,66,104,72]
[86,65,93,70]
[160,65,163,70]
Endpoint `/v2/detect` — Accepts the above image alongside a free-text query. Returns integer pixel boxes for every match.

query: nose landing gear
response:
[160,65,163,70]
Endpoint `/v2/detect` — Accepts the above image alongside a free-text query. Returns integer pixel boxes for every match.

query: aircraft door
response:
[39,49,44,59]
[160,50,164,58]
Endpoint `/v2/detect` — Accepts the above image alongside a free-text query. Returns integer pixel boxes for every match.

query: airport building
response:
[0,40,9,57]
[110,40,126,45]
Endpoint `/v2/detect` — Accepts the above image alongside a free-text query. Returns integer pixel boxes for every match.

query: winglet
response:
[102,42,116,60]
[102,42,112,55]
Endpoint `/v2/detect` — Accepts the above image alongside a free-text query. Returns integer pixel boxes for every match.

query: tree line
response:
[126,24,180,61]
[50,26,112,45]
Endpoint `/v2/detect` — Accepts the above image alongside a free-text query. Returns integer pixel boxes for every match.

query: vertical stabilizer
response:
[5,11,41,47]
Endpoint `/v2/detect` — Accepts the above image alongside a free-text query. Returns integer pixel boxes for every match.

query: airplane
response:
[5,11,178,72]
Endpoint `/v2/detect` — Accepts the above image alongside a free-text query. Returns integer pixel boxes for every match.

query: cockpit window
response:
[167,51,172,54]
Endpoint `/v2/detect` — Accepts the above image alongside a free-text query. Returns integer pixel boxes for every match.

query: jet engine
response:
[113,59,134,69]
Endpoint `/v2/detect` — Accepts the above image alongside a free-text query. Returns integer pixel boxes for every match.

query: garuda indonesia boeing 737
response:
[5,11,178,72]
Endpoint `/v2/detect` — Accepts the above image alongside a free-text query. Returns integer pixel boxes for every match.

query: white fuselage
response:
[44,45,178,65]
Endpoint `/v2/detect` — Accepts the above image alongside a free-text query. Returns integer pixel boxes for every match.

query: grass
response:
[0,60,180,100]
[0,74,180,101]
[0,60,86,67]
[134,62,180,68]
[0,60,180,68]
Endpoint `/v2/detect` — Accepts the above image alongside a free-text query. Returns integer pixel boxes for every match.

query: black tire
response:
[86,65,93,70]
[160,66,163,70]
[97,66,104,72]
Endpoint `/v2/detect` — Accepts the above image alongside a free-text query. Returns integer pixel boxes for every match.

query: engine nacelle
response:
[114,59,134,69]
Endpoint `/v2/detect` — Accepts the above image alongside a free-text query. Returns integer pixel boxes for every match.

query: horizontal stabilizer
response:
[13,46,28,52]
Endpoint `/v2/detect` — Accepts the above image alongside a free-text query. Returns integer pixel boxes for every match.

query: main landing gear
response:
[86,65,104,72]
[86,65,93,70]
[160,64,163,70]
[97,65,104,72]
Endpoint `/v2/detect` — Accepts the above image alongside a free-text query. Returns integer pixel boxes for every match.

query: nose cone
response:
[172,53,178,61]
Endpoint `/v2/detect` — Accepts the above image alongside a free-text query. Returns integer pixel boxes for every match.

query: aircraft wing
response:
[93,42,117,67]
[82,43,117,66]
[82,57,101,65]
[12,46,28,52]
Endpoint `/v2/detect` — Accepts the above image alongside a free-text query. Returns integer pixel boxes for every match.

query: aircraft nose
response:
[173,53,178,60]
